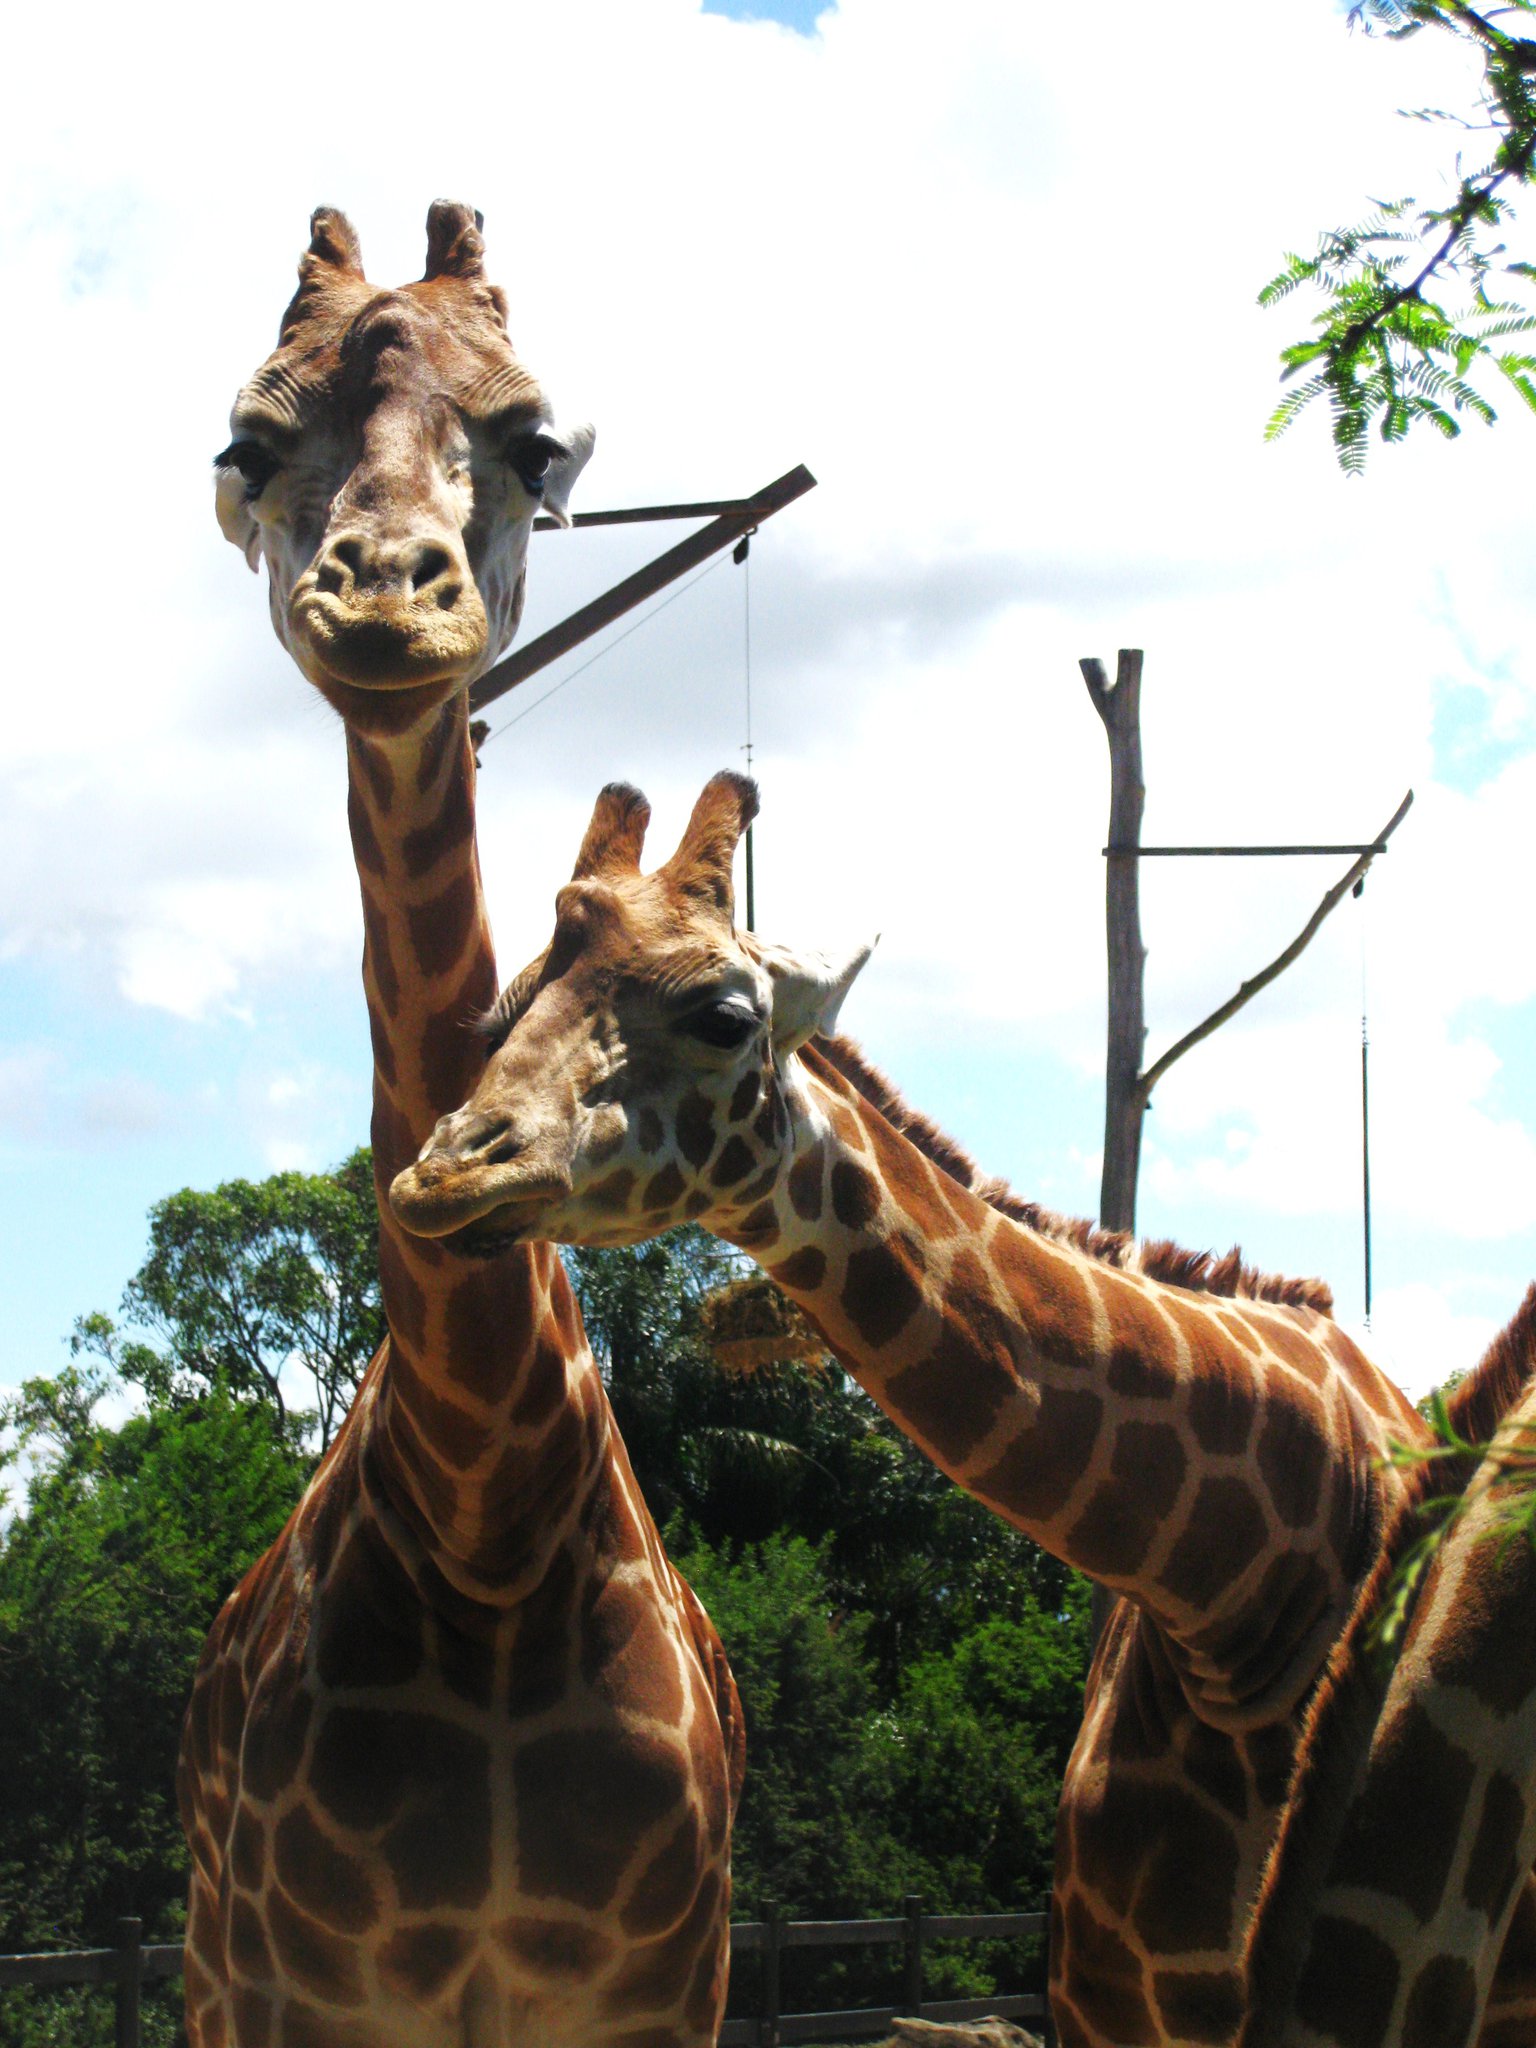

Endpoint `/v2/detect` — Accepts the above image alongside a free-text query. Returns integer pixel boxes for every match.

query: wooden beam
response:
[469,464,817,716]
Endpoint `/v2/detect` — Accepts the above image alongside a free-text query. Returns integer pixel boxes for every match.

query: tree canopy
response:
[1266,0,1536,469]
[70,1148,383,1452]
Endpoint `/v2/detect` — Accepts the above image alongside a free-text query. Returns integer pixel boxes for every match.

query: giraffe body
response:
[389,771,1483,2046]
[182,216,742,2048]
[1240,1287,1536,2048]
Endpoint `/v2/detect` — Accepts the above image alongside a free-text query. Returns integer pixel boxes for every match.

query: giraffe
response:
[1238,1284,1536,2048]
[388,768,1446,2048]
[179,208,744,2048]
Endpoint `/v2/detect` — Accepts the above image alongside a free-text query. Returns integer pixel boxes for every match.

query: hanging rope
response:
[1354,873,1373,1330]
[480,553,732,744]
[735,527,757,930]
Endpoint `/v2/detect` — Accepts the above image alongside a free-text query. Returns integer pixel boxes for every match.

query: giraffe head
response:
[215,201,593,731]
[388,772,872,1251]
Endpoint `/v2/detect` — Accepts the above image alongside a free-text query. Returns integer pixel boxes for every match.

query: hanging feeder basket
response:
[698,1272,829,1374]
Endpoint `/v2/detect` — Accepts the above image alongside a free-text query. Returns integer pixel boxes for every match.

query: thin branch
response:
[1137,790,1414,1104]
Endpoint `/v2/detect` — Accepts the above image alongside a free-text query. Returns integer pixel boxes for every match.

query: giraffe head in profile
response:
[389,771,872,1250]
[214,200,593,732]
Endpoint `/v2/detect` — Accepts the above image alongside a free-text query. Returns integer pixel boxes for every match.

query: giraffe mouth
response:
[291,591,487,691]
[441,1209,541,1259]
[388,1157,570,1243]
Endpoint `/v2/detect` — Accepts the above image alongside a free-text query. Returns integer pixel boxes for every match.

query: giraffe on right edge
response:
[1239,1284,1536,2048]
[388,769,1536,2047]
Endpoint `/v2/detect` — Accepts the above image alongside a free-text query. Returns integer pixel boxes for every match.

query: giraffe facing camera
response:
[183,214,741,2048]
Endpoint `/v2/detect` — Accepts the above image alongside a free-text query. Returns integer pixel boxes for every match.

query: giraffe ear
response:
[767,940,877,1058]
[538,421,596,528]
[214,462,262,572]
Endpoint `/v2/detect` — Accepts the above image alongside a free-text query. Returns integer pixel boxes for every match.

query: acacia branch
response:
[1136,790,1414,1106]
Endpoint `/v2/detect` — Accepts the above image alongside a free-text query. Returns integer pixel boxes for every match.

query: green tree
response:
[73,1148,383,1451]
[0,1366,307,2043]
[674,1532,894,1924]
[1266,0,1536,469]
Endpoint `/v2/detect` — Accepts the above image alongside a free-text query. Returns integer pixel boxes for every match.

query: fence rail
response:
[0,1899,1051,2048]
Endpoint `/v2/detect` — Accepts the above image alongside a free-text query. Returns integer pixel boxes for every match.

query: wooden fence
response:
[0,1898,1052,2048]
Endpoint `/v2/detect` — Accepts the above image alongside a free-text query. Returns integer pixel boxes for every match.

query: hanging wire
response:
[1353,873,1373,1330]
[735,527,757,930]
[481,553,732,743]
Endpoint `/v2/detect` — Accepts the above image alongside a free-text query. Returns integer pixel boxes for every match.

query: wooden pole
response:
[1081,651,1147,1236]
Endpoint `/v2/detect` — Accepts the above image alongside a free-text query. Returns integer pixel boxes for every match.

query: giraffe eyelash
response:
[475,964,540,1050]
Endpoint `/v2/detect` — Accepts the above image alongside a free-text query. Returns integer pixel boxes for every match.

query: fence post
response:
[114,1918,142,2048]
[901,1894,924,2017]
[759,1900,782,2048]
[1040,1910,1056,2048]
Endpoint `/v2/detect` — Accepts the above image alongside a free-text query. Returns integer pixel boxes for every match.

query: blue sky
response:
[703,0,826,29]
[2,0,1532,1404]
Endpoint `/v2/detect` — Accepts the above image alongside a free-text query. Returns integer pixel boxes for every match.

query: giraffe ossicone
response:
[393,769,1478,2045]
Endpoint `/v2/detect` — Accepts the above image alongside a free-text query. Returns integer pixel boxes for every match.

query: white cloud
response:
[1360,1286,1504,1406]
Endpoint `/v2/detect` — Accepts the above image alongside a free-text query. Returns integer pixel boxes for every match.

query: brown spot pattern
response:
[1332,1700,1477,1923]
[378,1921,473,1999]
[676,1091,716,1170]
[1255,1387,1328,1527]
[499,1916,613,1977]
[975,1382,1103,1521]
[1402,1955,1479,2048]
[1465,1771,1528,1920]
[787,1144,824,1221]
[407,867,478,980]
[644,1162,688,1211]
[1295,1916,1401,2048]
[770,1246,826,1293]
[728,1071,760,1122]
[842,1240,925,1350]
[830,1159,881,1230]
[711,1136,755,1188]
[1185,1365,1254,1455]
[512,1726,692,1911]
[273,1807,379,1934]
[1159,1480,1269,1609]
[1069,1421,1187,1579]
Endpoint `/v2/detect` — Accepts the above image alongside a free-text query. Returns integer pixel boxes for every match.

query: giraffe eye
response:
[509,431,560,496]
[682,998,758,1050]
[215,440,279,496]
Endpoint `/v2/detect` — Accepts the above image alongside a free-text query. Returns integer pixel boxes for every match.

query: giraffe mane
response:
[805,1034,1335,1313]
[1237,1280,1536,2048]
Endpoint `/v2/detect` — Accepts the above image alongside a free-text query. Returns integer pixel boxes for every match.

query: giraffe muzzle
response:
[291,531,488,689]
[388,1150,572,1240]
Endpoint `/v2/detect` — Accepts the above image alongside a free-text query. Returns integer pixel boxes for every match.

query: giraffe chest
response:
[206,1548,733,2047]
[1050,1615,1301,2048]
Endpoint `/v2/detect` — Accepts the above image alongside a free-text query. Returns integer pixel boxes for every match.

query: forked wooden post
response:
[1081,651,1146,1235]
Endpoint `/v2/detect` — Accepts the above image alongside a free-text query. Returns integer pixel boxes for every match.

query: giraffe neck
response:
[719,1046,1398,1731]
[343,697,607,1599]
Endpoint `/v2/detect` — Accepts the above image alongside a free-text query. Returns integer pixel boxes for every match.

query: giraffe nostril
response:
[412,544,453,593]
[481,1128,525,1166]
[316,537,365,598]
